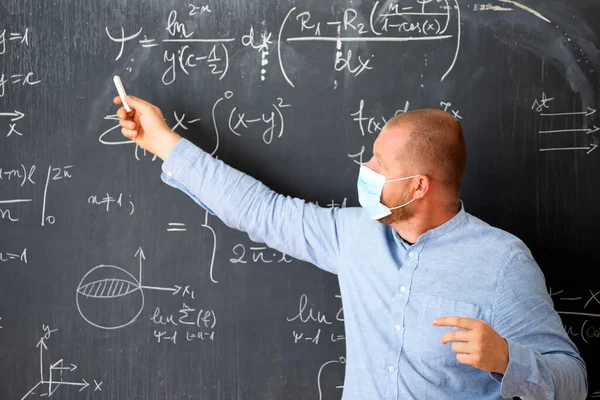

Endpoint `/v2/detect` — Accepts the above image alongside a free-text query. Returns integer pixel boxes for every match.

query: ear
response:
[412,176,430,199]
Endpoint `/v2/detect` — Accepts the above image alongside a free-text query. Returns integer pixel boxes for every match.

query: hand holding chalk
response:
[113,89,181,160]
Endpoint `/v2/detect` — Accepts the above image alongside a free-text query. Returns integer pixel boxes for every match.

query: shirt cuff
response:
[160,138,215,215]
[489,339,533,398]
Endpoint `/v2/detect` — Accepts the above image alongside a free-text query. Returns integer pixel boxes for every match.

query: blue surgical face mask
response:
[357,165,419,220]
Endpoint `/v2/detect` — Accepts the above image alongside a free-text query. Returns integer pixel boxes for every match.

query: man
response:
[115,95,587,399]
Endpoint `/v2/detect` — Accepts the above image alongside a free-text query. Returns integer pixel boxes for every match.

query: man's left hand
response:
[433,316,509,374]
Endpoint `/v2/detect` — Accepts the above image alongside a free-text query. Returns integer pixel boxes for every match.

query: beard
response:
[378,192,416,225]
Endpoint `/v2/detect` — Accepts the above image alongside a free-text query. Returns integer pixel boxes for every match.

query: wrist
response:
[495,338,510,375]
[156,131,181,160]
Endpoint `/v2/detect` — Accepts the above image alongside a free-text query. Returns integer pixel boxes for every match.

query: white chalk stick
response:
[113,75,131,112]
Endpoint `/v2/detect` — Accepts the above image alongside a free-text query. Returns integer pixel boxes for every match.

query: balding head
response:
[383,109,466,197]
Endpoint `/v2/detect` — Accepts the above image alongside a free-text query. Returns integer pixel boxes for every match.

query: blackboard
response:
[1,0,599,398]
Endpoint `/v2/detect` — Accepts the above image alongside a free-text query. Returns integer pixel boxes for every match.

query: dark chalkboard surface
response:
[1,0,599,398]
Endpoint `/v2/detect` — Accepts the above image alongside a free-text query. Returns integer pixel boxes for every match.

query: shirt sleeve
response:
[489,252,588,399]
[159,138,343,274]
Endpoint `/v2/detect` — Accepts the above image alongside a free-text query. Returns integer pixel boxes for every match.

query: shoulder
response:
[463,212,533,257]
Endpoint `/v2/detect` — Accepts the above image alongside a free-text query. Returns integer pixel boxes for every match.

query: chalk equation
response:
[230,243,293,265]
[551,287,600,344]
[151,303,217,345]
[0,164,73,225]
[287,294,344,346]
[533,93,599,154]
[0,248,27,264]
[0,27,30,55]
[106,0,461,86]
[20,325,103,399]
[100,91,291,158]
[88,192,135,215]
[0,72,40,98]
[99,112,201,161]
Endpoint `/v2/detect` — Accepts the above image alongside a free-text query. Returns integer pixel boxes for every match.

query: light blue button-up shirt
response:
[161,138,587,399]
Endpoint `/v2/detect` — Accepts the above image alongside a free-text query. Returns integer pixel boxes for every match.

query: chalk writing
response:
[317,356,345,399]
[213,91,291,146]
[87,193,135,215]
[311,198,348,209]
[534,94,600,154]
[230,243,293,264]
[551,288,600,344]
[20,325,103,399]
[0,28,30,55]
[105,2,461,85]
[0,72,41,97]
[532,92,555,113]
[288,294,344,347]
[0,164,72,224]
[151,304,216,345]
[0,164,35,186]
[351,99,410,136]
[76,240,218,331]
[242,26,273,80]
[279,1,461,86]
[99,112,202,161]
[0,248,27,264]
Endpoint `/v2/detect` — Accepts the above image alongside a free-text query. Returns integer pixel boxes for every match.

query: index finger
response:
[113,96,122,105]
[432,316,479,329]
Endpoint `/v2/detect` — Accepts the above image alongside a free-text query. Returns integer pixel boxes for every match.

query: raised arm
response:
[115,95,343,274]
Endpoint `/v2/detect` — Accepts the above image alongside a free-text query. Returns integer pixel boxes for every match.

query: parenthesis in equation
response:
[219,43,228,80]
[581,319,589,344]
[228,107,242,136]
[369,1,383,36]
[440,0,451,34]
[423,20,429,36]
[278,7,296,87]
[441,0,460,82]
[435,19,441,35]
[20,164,26,187]
[210,310,216,329]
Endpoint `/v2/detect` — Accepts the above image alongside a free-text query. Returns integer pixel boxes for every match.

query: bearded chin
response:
[378,199,416,225]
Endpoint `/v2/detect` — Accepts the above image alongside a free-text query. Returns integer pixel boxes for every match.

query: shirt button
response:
[409,252,415,258]
[388,366,395,373]
[395,324,402,331]
[167,171,174,177]
[400,286,407,293]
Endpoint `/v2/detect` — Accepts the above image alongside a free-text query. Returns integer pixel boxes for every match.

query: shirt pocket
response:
[415,293,482,366]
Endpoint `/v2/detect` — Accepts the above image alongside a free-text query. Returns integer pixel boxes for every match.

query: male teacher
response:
[114,95,587,399]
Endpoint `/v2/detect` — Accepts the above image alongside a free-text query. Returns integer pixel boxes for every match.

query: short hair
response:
[384,109,466,195]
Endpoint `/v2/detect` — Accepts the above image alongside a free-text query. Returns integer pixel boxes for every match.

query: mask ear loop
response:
[385,175,420,210]
[388,198,416,210]
[385,175,420,183]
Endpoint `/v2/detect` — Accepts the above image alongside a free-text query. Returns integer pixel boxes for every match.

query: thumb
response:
[125,95,154,115]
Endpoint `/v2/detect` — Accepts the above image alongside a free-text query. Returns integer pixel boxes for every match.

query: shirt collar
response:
[418,200,467,242]
[391,200,467,248]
